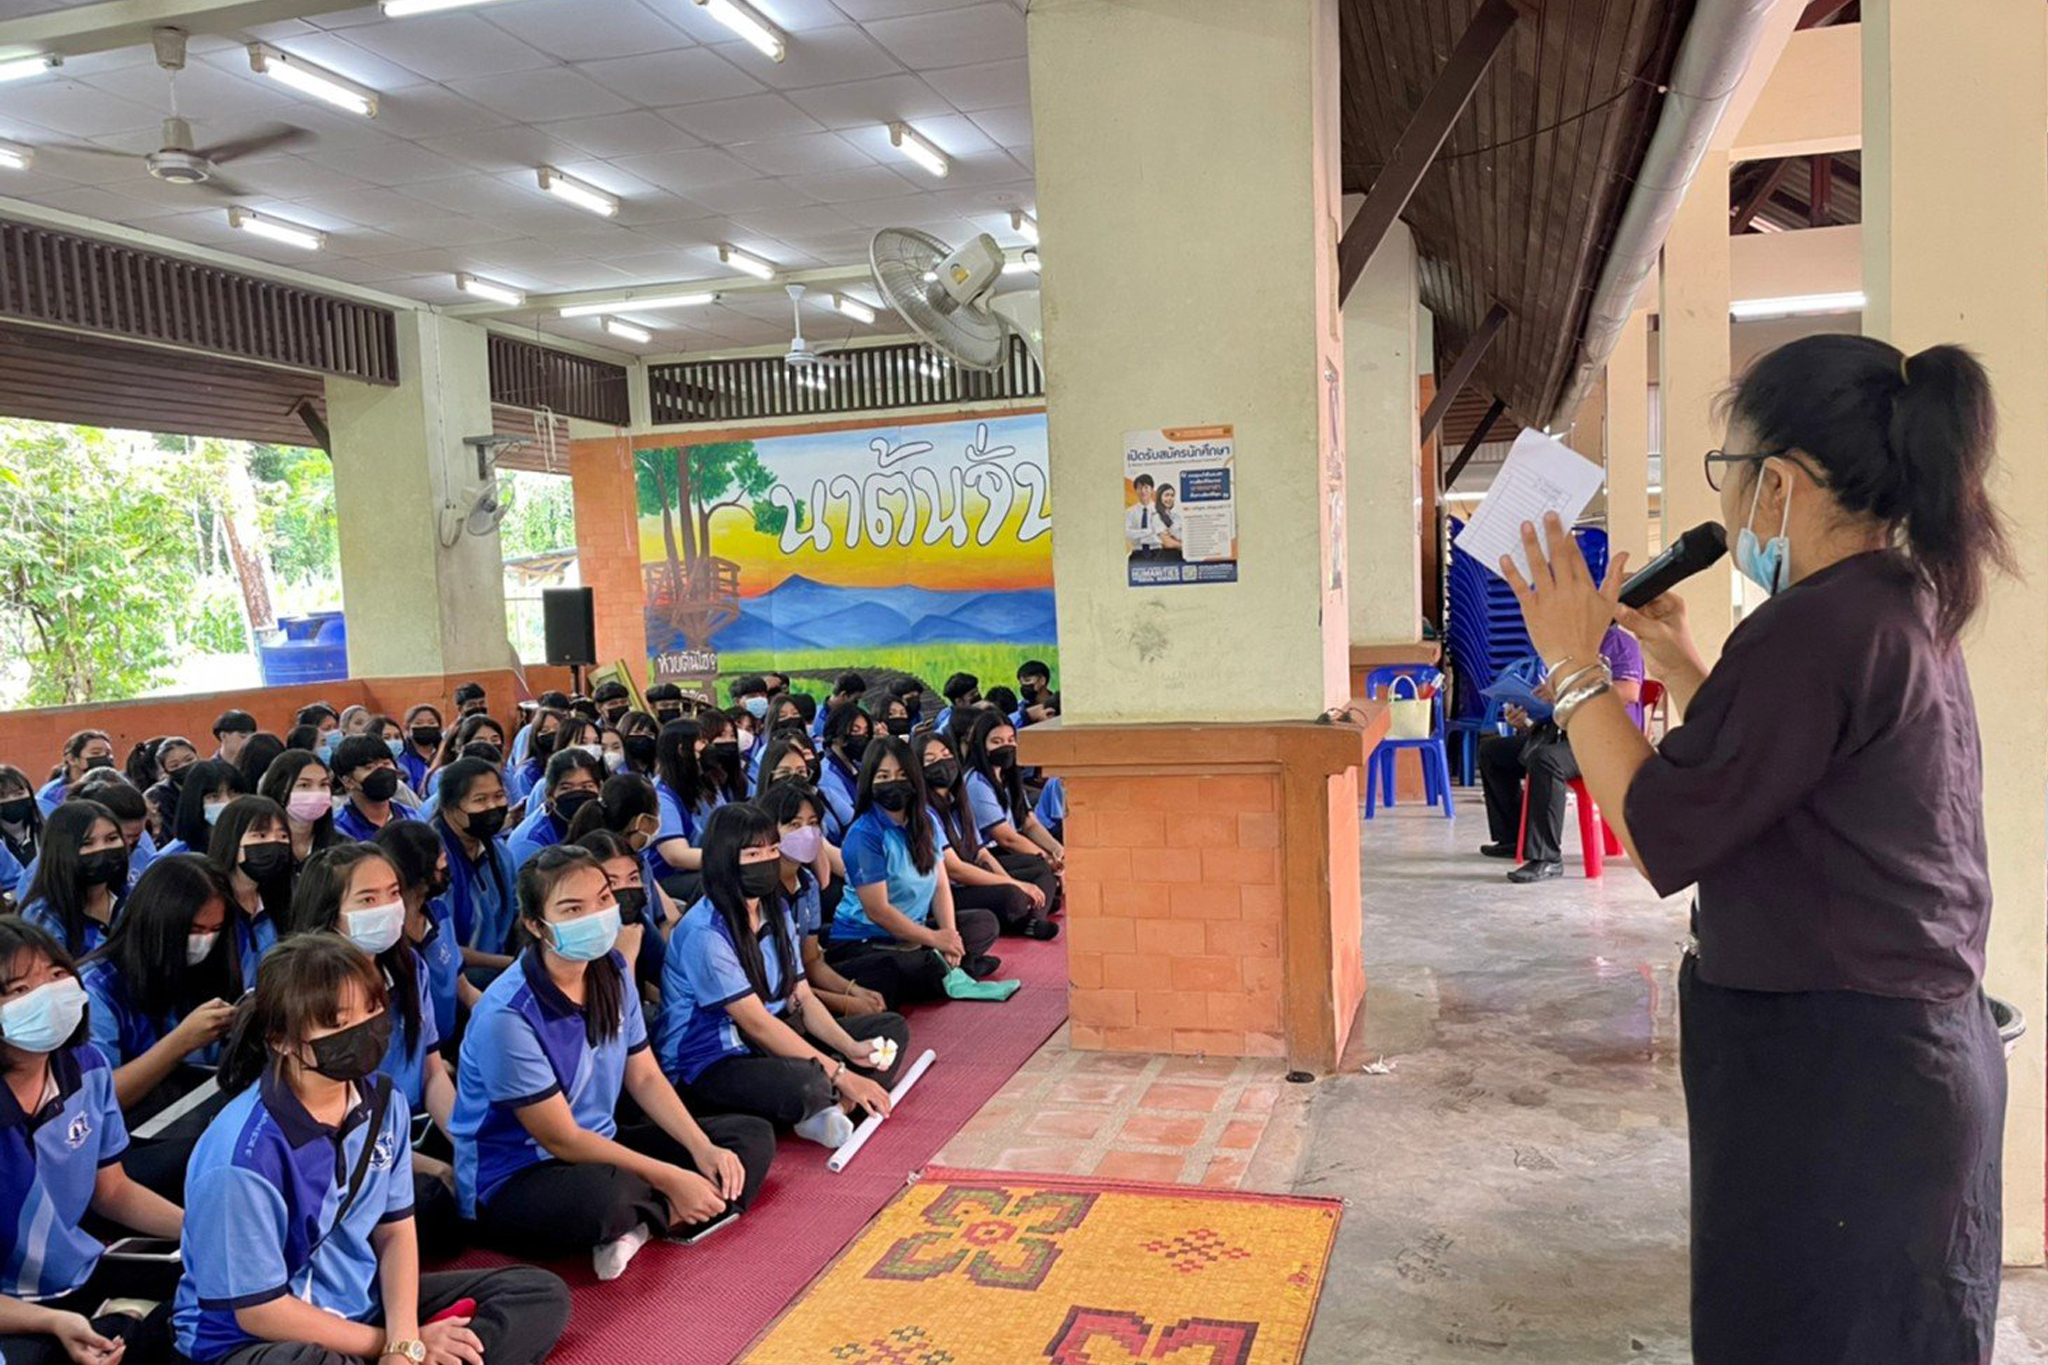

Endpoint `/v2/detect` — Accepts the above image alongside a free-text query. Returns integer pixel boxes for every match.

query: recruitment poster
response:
[626,413,1055,693]
[1122,424,1239,587]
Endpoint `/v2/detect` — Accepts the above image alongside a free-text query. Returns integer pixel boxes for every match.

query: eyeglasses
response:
[1703,448,1783,493]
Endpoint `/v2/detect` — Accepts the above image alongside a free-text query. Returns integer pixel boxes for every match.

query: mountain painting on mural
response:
[622,413,1056,693]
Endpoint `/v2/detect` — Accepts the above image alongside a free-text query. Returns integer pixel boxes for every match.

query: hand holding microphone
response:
[1614,522,1725,679]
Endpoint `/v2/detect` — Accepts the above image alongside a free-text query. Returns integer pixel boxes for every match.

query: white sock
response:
[592,1224,652,1281]
[794,1105,855,1149]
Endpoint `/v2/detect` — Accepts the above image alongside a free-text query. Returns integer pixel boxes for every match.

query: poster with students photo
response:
[1123,424,1239,587]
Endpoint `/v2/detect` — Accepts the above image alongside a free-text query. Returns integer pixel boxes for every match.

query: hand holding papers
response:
[1452,430,1606,582]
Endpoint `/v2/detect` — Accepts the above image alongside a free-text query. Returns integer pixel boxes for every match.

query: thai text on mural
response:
[768,420,1052,553]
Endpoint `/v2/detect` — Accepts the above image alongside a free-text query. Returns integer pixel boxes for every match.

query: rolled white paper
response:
[827,1047,937,1173]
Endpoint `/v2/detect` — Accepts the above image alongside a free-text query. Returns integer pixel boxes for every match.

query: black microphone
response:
[1618,522,1728,608]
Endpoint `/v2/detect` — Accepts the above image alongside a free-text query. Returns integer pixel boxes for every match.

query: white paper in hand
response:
[1453,429,1607,582]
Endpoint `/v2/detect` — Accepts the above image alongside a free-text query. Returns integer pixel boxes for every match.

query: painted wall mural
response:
[633,412,1055,692]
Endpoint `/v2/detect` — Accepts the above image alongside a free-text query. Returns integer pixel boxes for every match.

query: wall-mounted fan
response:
[439,435,513,546]
[868,228,1043,373]
[37,28,310,196]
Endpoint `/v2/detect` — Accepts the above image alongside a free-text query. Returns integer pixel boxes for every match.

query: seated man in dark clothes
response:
[1477,625,1645,883]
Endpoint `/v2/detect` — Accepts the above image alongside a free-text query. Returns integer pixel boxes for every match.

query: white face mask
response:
[577,743,604,761]
[185,931,220,967]
[343,900,405,956]
[0,977,87,1053]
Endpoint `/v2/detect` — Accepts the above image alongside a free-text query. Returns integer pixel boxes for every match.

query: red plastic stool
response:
[1515,776,1623,878]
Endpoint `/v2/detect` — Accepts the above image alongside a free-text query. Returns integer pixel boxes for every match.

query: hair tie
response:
[1898,352,1912,386]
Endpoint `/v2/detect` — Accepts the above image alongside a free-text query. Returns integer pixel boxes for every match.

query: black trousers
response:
[124,1073,232,1203]
[951,879,1037,934]
[683,1012,910,1125]
[474,1112,775,1254]
[992,847,1062,918]
[0,1254,180,1365]
[824,908,998,1008]
[203,1267,570,1365]
[1478,728,1579,862]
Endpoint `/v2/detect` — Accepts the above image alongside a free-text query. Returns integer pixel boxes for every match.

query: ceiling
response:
[0,0,1035,356]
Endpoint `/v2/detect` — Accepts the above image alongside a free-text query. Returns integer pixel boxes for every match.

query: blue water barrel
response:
[256,611,349,686]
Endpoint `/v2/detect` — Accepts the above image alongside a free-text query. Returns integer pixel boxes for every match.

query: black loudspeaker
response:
[542,587,597,667]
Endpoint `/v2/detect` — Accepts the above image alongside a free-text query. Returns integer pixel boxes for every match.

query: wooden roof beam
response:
[1731,158,1797,233]
[1420,302,1511,445]
[1442,396,1508,491]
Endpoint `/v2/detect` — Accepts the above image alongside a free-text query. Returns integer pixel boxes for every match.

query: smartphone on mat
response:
[675,1208,739,1246]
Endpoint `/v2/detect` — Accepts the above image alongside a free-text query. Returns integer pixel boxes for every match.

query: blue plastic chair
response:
[1363,666,1454,820]
[1446,654,1545,784]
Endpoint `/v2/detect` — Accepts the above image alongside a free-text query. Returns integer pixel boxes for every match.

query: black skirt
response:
[1680,954,2005,1365]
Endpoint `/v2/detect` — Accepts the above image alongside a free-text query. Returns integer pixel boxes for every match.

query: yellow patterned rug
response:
[737,1167,1343,1365]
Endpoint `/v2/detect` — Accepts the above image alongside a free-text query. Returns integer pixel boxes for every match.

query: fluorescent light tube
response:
[559,290,717,318]
[380,0,511,15]
[601,318,654,344]
[537,165,620,218]
[227,207,325,251]
[0,141,32,172]
[248,45,377,117]
[1011,210,1038,245]
[0,54,59,84]
[694,0,787,61]
[455,272,524,306]
[1729,291,1865,321]
[831,294,876,325]
[718,243,775,280]
[889,122,949,178]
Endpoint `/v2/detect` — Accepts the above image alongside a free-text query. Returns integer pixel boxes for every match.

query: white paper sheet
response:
[827,1047,937,1174]
[1452,429,1606,582]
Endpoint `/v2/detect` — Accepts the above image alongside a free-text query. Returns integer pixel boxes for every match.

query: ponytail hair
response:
[1728,334,2012,641]
[219,933,388,1095]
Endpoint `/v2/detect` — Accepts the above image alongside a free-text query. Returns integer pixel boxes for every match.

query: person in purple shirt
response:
[1476,624,1644,883]
[1505,335,2010,1365]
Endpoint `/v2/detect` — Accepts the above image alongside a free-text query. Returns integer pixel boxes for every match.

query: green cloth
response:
[941,965,1021,1001]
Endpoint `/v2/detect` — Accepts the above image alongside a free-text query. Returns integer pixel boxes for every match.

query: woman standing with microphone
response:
[1505,335,2011,1365]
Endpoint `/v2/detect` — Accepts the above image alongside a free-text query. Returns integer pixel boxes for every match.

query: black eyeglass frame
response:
[1703,448,1822,493]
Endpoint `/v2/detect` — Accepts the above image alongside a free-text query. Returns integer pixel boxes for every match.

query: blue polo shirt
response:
[654,782,717,854]
[34,775,65,817]
[377,949,442,1111]
[449,949,648,1218]
[832,808,947,943]
[235,909,280,986]
[964,771,1013,847]
[506,805,562,871]
[655,898,804,1085]
[396,749,432,795]
[80,958,222,1069]
[21,899,119,958]
[0,842,20,898]
[173,1072,413,1363]
[437,821,518,958]
[416,895,461,1039]
[1,1042,128,1303]
[817,755,858,838]
[788,866,824,938]
[333,800,416,844]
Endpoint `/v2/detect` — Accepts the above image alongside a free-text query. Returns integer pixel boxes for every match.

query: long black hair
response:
[0,764,47,859]
[515,844,624,1047]
[171,759,246,851]
[699,803,796,1005]
[23,801,120,955]
[565,772,659,843]
[124,736,166,792]
[259,750,339,853]
[655,718,714,810]
[1726,334,2012,641]
[916,730,976,860]
[90,853,239,1022]
[853,734,936,875]
[218,933,387,1096]
[235,734,287,794]
[375,819,447,905]
[752,732,817,798]
[0,916,88,1069]
[822,699,873,769]
[961,709,1029,825]
[207,795,295,931]
[291,842,423,1051]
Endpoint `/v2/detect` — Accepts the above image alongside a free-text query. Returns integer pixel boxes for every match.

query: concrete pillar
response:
[326,312,511,678]
[1344,213,1422,649]
[1863,0,2048,1265]
[1023,0,1366,1072]
[1604,311,1652,568]
[1658,147,1736,663]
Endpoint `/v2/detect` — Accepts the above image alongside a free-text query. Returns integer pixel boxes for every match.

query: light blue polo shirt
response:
[80,958,221,1069]
[817,757,858,839]
[376,949,441,1111]
[506,805,563,871]
[416,894,461,1039]
[655,898,804,1085]
[437,821,518,958]
[832,808,947,943]
[654,781,718,855]
[235,909,279,986]
[1035,777,1066,829]
[964,771,1013,846]
[449,949,648,1218]
[21,899,119,958]
[0,1042,129,1303]
[333,800,416,845]
[173,1072,413,1363]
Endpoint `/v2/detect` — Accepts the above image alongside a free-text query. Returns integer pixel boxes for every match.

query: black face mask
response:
[708,741,741,770]
[624,734,658,766]
[462,805,508,841]
[739,860,782,900]
[241,844,293,884]
[81,755,114,773]
[552,789,597,825]
[0,797,33,825]
[307,1013,393,1083]
[602,705,628,725]
[411,726,442,750]
[842,734,871,763]
[988,748,1016,771]
[79,848,128,889]
[428,871,452,899]
[613,886,648,923]
[884,716,913,737]
[533,729,559,758]
[1021,684,1042,701]
[655,705,682,723]
[359,768,401,803]
[806,759,823,784]
[923,759,959,790]
[872,781,915,812]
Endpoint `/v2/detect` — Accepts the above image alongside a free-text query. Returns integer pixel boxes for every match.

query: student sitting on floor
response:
[758,780,877,1019]
[65,772,157,896]
[432,757,520,983]
[817,703,873,841]
[329,736,416,843]
[826,736,1000,1007]
[19,801,129,956]
[450,844,774,1282]
[658,803,904,1149]
[562,773,674,987]
[206,797,292,982]
[919,731,1055,940]
[960,710,1065,911]
[575,828,680,1001]
[79,854,241,1201]
[753,731,821,797]
[34,729,115,814]
[650,719,721,901]
[257,750,341,873]
[507,747,605,871]
[374,820,466,1044]
[290,845,460,1248]
[0,917,186,1365]
[158,759,246,859]
[1,763,47,901]
[173,935,569,1365]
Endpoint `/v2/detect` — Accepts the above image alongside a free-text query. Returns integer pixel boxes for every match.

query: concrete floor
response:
[1296,791,2048,1364]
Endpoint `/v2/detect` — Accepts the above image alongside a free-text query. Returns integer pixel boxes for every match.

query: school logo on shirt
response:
[65,1114,92,1149]
[370,1130,397,1172]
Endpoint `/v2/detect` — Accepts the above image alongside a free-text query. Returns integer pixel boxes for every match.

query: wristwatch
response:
[382,1340,427,1364]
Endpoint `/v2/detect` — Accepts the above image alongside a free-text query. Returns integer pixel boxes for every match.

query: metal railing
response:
[649,336,1042,425]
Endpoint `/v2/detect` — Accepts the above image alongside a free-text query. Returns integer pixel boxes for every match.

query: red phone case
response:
[427,1298,476,1324]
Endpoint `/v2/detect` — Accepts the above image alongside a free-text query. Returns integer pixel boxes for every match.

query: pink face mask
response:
[287,791,332,824]
[779,824,823,864]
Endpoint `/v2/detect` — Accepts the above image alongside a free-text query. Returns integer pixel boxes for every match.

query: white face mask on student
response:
[185,930,220,966]
[344,901,405,956]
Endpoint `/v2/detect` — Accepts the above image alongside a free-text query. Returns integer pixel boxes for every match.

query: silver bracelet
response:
[1553,680,1612,731]
[1547,660,1609,700]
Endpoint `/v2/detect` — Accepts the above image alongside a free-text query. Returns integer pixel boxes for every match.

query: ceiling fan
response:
[40,27,311,197]
[782,283,851,379]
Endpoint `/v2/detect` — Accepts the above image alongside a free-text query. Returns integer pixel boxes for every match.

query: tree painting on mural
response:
[634,440,799,650]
